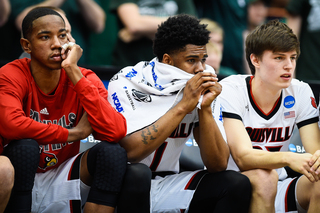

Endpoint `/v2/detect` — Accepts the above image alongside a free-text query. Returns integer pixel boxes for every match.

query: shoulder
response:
[220,74,249,91]
[288,78,313,93]
[0,58,31,81]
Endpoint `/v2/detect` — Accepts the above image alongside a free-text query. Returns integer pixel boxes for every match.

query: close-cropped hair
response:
[153,14,210,61]
[22,7,65,40]
[245,19,300,75]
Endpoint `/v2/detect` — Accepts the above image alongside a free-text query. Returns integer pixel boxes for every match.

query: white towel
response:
[107,57,215,134]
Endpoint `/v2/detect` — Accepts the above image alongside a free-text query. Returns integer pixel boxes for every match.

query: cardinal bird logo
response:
[38,146,58,170]
[311,97,317,109]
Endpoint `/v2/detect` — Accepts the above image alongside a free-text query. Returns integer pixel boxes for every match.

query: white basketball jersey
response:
[140,97,226,173]
[220,75,318,172]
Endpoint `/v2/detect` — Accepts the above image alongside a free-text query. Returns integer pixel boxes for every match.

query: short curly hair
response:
[153,14,210,61]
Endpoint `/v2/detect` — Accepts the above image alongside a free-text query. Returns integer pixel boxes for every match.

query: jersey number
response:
[149,142,168,171]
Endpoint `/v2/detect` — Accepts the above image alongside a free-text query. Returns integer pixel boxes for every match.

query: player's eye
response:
[59,33,67,39]
[40,35,49,40]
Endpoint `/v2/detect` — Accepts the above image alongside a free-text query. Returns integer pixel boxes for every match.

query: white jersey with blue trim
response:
[220,75,319,172]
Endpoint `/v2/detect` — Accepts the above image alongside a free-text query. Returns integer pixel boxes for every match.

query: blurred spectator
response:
[0,0,10,27]
[200,18,237,77]
[201,18,224,53]
[286,0,320,81]
[0,0,105,66]
[205,42,224,75]
[247,0,269,31]
[109,0,197,68]
[243,0,269,74]
[194,0,249,74]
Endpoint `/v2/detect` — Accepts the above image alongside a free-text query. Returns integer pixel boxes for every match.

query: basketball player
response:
[220,19,320,213]
[107,14,252,212]
[0,7,128,213]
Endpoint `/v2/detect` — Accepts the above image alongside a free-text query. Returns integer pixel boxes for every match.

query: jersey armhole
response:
[296,117,319,129]
[222,112,242,121]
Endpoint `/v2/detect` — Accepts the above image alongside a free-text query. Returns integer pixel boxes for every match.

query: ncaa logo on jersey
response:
[284,96,295,108]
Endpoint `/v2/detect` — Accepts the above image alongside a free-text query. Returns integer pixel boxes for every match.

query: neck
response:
[251,77,281,113]
[31,66,61,94]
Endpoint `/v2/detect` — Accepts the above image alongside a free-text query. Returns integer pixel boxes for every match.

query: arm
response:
[193,82,230,172]
[119,72,218,163]
[286,14,302,38]
[299,123,320,177]
[67,112,93,142]
[15,0,66,31]
[117,3,167,42]
[76,0,106,33]
[0,0,10,27]
[0,80,69,144]
[62,43,126,142]
[224,117,318,182]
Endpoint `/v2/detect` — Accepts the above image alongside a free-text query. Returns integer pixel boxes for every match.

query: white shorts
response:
[31,153,90,213]
[150,170,206,213]
[275,176,306,213]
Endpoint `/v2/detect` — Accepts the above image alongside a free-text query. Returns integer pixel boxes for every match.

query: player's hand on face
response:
[289,153,318,182]
[200,78,222,108]
[194,71,220,108]
[60,42,83,68]
[181,72,218,112]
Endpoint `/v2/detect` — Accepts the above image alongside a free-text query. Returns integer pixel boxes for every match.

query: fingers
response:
[309,151,320,181]
[61,41,75,55]
[192,72,218,92]
[60,42,83,63]
[304,170,316,183]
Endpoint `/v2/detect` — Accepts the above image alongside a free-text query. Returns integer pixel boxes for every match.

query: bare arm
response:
[286,14,302,38]
[67,112,93,142]
[223,118,318,182]
[120,72,217,162]
[0,0,10,27]
[15,0,66,31]
[117,3,167,42]
[76,0,106,33]
[193,81,229,172]
[61,42,83,85]
[299,123,320,179]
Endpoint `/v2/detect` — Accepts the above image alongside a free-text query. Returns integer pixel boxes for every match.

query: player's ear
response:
[20,38,31,54]
[250,53,260,68]
[162,53,174,66]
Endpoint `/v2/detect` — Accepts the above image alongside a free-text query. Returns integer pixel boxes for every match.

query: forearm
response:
[74,77,127,142]
[197,106,229,172]
[67,127,87,142]
[286,14,301,38]
[0,0,10,27]
[77,0,106,33]
[120,103,188,163]
[237,149,294,171]
[118,3,167,36]
[15,0,65,31]
[63,64,83,86]
[0,115,68,144]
